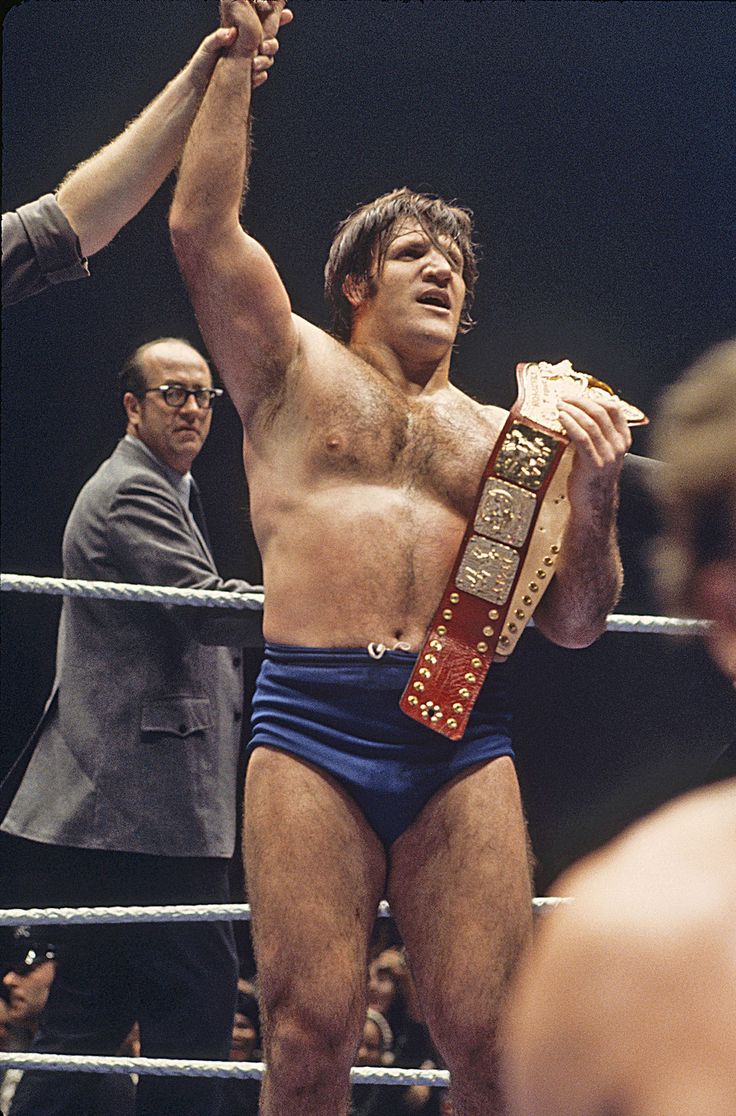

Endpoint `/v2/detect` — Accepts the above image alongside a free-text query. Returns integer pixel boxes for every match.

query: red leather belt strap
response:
[400,413,570,741]
[399,359,648,742]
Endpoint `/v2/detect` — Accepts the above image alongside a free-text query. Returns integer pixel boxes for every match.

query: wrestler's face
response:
[3,960,55,1027]
[125,340,214,475]
[352,220,466,357]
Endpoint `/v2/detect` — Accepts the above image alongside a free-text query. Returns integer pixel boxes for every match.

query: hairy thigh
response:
[244,746,386,1027]
[387,757,533,1041]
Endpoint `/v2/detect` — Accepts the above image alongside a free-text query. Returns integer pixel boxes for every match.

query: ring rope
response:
[0,573,264,610]
[0,572,692,1091]
[0,897,569,928]
[0,573,709,634]
[0,1052,450,1086]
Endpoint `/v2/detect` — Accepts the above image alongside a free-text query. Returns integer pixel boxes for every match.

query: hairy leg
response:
[244,747,387,1116]
[387,756,533,1116]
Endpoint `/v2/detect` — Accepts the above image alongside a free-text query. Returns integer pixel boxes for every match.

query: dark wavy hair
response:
[324,187,479,341]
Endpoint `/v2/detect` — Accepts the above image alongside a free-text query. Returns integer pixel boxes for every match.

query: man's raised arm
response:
[170,0,297,423]
[55,27,240,257]
[2,25,281,307]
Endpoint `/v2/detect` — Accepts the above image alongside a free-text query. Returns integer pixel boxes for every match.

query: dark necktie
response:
[188,479,212,553]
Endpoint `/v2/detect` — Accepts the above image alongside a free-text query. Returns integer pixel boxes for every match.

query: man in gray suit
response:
[1,337,260,1116]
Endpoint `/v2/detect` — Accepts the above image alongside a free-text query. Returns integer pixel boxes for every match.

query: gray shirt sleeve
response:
[1,193,90,307]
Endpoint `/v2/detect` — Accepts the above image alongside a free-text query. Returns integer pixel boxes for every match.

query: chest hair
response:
[301,353,499,519]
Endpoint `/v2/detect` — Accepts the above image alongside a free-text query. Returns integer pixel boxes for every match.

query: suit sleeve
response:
[105,475,263,647]
[2,195,90,307]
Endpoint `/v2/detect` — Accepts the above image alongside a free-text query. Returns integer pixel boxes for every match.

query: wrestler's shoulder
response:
[291,313,340,350]
[448,384,508,430]
[551,781,736,942]
[478,399,509,424]
[290,313,358,371]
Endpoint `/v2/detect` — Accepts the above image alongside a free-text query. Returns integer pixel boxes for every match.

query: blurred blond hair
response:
[652,338,736,612]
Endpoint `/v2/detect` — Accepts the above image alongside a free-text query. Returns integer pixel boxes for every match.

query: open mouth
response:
[417,290,451,310]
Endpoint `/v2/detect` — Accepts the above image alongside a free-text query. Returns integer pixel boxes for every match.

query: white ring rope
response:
[0,573,710,634]
[0,572,264,610]
[0,897,568,928]
[0,1051,450,1086]
[0,898,565,1086]
[0,575,695,1092]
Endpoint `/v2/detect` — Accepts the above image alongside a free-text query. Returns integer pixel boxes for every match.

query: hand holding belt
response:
[399,359,648,742]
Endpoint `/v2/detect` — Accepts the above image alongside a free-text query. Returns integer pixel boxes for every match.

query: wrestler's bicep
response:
[178,227,298,418]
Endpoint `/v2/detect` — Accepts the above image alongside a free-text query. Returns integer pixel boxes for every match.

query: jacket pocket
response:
[140,696,213,739]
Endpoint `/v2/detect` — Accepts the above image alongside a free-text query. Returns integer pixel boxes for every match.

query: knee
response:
[442,1032,505,1111]
[432,1005,503,1088]
[264,1001,361,1084]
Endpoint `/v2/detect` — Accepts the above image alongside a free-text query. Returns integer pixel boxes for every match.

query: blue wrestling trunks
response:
[248,644,514,847]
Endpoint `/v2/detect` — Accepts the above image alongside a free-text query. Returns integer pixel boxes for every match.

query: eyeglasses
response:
[141,384,224,410]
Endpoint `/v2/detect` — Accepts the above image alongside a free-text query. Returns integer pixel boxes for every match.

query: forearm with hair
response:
[171,53,255,243]
[56,65,208,258]
[536,497,623,648]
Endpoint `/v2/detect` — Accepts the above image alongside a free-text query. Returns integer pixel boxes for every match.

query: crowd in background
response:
[1,920,456,1116]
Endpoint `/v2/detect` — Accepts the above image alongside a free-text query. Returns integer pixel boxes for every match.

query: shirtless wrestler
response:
[169,4,632,1113]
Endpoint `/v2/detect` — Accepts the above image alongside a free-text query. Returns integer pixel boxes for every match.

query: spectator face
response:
[357,1018,384,1066]
[652,339,736,685]
[230,1011,259,1061]
[367,959,397,1015]
[2,961,55,1029]
[119,1021,141,1057]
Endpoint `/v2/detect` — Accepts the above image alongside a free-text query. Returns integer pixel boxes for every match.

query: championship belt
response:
[399,359,648,742]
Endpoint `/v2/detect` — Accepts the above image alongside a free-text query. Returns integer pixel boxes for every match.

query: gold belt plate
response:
[455,536,520,605]
[495,423,560,491]
[474,478,537,547]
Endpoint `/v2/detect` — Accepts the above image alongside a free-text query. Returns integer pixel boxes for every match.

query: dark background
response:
[2,0,735,891]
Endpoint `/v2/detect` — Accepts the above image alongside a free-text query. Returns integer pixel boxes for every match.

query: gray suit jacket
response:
[2,437,261,857]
